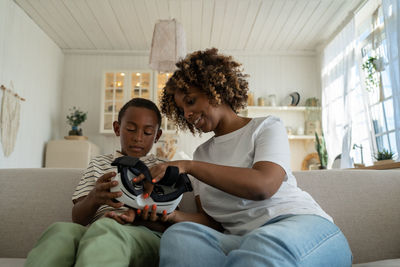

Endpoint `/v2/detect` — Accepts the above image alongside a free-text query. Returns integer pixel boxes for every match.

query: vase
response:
[69,126,82,136]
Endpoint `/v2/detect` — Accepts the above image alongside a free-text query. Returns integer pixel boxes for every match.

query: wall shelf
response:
[288,135,315,140]
[242,106,321,112]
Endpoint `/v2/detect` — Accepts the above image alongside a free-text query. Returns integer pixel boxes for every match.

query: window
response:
[359,6,398,159]
[321,2,398,167]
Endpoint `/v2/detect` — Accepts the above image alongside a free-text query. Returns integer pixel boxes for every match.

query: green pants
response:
[25,218,162,267]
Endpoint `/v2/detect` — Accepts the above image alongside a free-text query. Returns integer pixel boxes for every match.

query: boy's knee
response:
[45,222,84,235]
[90,217,119,229]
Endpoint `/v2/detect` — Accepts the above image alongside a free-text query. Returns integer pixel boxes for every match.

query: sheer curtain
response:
[382,0,400,155]
[321,19,358,168]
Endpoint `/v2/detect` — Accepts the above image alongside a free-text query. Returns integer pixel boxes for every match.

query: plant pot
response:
[373,57,385,72]
[373,159,394,166]
[69,126,83,136]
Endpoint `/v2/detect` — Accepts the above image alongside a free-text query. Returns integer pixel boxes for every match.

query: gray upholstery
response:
[0,168,82,258]
[0,168,399,265]
[295,170,400,264]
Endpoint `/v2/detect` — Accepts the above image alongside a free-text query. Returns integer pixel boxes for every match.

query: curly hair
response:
[160,48,249,134]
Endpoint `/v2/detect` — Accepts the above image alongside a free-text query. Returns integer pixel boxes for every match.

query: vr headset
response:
[110,156,193,214]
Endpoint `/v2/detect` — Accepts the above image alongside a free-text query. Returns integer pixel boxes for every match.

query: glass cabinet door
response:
[131,72,151,100]
[103,72,126,131]
[101,71,153,133]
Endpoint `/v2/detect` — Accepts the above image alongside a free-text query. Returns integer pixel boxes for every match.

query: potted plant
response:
[361,56,382,92]
[373,149,396,165]
[66,107,87,136]
[315,132,328,169]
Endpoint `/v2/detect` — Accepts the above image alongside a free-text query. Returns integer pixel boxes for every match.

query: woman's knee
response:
[164,222,213,238]
[161,222,211,246]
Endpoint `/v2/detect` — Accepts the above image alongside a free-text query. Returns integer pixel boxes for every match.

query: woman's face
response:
[174,86,222,133]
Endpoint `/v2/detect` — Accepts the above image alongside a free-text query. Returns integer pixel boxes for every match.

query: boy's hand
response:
[89,172,124,209]
[105,209,135,225]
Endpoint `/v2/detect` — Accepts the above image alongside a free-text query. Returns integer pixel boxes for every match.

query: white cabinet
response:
[241,106,321,171]
[45,140,100,168]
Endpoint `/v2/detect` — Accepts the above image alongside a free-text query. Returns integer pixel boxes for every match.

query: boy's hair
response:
[160,48,249,134]
[118,98,162,128]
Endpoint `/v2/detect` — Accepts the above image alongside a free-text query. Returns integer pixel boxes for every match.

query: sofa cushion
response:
[0,168,83,258]
[295,170,400,264]
[353,258,400,266]
[0,258,25,267]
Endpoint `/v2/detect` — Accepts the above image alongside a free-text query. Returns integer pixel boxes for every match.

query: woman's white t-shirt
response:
[192,116,332,235]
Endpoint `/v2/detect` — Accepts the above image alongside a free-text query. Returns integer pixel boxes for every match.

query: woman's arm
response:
[183,160,285,200]
[145,160,285,201]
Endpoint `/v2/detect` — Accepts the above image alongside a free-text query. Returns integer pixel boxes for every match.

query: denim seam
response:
[299,229,341,261]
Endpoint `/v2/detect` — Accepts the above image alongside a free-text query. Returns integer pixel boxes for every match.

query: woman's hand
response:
[133,160,190,197]
[136,204,175,222]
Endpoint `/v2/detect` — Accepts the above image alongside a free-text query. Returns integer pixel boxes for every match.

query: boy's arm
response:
[72,195,99,226]
[72,172,124,226]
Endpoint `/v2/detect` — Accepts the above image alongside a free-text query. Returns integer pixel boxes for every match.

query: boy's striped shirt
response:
[72,152,166,224]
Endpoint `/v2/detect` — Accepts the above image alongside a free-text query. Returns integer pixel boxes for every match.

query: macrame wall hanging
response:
[0,83,25,157]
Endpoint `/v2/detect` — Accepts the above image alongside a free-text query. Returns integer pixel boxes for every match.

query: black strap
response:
[157,166,180,186]
[112,156,152,182]
[112,156,193,202]
[150,173,193,202]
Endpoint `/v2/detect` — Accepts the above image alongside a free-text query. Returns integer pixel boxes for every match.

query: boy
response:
[26,98,168,267]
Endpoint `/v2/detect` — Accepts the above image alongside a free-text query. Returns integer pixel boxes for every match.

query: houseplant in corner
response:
[373,149,396,166]
[66,107,87,137]
[315,132,328,169]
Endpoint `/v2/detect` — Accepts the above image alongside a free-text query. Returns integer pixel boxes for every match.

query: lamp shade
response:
[149,19,186,72]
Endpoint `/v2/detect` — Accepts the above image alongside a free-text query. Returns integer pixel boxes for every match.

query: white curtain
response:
[321,19,357,168]
[382,0,400,155]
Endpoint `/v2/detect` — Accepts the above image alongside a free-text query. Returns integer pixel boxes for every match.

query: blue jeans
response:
[159,215,352,267]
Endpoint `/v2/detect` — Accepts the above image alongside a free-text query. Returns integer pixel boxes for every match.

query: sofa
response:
[1,168,399,266]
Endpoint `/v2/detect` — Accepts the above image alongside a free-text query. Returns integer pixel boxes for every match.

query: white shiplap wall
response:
[0,0,64,168]
[62,51,319,158]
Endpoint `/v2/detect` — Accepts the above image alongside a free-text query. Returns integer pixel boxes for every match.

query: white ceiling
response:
[14,0,366,54]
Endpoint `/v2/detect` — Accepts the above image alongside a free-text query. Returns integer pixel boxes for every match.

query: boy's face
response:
[113,106,162,158]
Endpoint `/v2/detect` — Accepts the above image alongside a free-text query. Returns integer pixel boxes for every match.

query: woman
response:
[139,48,352,266]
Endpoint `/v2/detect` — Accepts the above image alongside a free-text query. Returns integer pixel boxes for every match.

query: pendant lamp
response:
[149,19,186,72]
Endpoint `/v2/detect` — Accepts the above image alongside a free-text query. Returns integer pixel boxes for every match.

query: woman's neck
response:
[214,107,251,137]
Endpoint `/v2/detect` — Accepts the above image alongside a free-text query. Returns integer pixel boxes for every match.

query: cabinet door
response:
[130,72,152,100]
[101,72,126,133]
[101,71,153,133]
